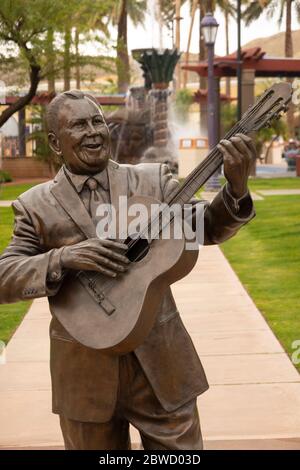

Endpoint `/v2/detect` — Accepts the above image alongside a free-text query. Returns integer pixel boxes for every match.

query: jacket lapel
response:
[50,160,128,240]
[107,159,128,217]
[50,166,96,239]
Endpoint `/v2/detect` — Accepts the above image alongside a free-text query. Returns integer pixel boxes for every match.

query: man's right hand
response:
[61,238,130,278]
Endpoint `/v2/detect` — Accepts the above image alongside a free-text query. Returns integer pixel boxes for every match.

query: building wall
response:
[2,157,52,179]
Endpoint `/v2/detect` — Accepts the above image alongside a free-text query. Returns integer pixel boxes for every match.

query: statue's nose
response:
[87,120,97,134]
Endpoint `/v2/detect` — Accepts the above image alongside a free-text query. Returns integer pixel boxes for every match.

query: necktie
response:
[85,177,102,225]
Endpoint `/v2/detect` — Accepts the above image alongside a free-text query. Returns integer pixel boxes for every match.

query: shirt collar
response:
[64,165,109,193]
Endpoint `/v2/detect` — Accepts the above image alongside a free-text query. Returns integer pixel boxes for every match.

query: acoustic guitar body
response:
[51,195,199,354]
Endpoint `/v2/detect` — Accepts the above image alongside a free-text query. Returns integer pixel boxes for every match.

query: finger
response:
[218,144,235,165]
[99,247,130,264]
[80,261,118,277]
[230,136,252,160]
[79,251,129,272]
[219,139,241,160]
[98,238,128,250]
[86,244,130,264]
[235,133,257,158]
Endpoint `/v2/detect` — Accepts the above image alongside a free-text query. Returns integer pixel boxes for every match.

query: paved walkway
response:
[257,189,300,196]
[0,246,300,450]
[0,201,13,207]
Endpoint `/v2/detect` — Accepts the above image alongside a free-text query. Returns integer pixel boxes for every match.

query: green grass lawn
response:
[221,195,300,372]
[216,177,300,191]
[247,177,300,191]
[194,177,300,199]
[0,207,31,344]
[0,182,43,200]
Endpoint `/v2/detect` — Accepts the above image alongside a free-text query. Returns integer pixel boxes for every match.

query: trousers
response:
[59,351,203,450]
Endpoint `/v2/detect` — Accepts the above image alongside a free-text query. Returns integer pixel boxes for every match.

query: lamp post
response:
[201,12,221,191]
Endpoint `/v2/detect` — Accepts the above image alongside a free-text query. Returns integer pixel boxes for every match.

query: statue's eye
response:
[93,116,103,125]
[72,121,85,129]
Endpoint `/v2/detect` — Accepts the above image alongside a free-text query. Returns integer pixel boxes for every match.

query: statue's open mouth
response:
[82,143,103,150]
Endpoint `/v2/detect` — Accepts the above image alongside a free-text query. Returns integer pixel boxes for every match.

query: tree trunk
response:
[225,10,231,97]
[174,0,181,90]
[199,0,207,91]
[46,28,55,93]
[285,0,294,136]
[75,28,81,89]
[0,64,40,128]
[285,0,293,58]
[64,27,71,91]
[199,0,207,134]
[117,0,130,94]
[156,0,163,49]
[182,0,197,88]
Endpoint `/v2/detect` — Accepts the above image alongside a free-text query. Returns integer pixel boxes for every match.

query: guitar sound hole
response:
[125,235,150,262]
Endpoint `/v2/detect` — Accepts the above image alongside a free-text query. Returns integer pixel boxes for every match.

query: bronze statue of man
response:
[0,90,256,450]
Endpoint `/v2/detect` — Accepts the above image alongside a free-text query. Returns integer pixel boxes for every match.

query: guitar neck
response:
[166,120,248,207]
[168,148,223,206]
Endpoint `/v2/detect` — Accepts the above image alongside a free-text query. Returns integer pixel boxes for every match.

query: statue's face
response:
[56,98,110,174]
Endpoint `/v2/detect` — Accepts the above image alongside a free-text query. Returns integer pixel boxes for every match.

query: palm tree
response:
[110,0,147,94]
[243,0,300,134]
[243,0,300,58]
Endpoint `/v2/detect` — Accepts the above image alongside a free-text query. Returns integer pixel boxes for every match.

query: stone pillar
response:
[241,69,255,116]
[18,108,26,157]
[149,88,170,148]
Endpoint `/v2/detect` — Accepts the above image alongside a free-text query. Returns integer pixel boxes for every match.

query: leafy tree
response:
[0,0,115,127]
[174,89,194,123]
[243,0,300,135]
[109,0,147,93]
[0,0,61,127]
[221,100,288,164]
[58,0,113,91]
[26,104,60,176]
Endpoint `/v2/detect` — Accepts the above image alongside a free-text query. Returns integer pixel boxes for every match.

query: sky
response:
[127,2,300,57]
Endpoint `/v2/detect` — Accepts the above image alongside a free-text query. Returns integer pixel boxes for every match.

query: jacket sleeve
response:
[159,163,255,246]
[0,198,65,304]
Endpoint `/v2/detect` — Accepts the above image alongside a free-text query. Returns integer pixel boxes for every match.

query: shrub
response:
[0,170,13,183]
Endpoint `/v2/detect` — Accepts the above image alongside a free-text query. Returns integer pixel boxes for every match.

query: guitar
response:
[52,82,292,354]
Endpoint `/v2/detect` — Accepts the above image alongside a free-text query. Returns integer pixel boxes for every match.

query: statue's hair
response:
[46,90,101,134]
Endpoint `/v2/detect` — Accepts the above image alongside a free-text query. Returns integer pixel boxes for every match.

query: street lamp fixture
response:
[201,12,219,47]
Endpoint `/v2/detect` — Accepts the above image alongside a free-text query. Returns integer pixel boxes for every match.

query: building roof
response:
[182,47,300,78]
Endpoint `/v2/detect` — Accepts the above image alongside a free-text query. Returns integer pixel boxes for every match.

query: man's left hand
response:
[217,133,257,198]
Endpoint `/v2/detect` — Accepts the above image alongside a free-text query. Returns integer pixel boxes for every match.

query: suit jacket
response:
[0,159,255,422]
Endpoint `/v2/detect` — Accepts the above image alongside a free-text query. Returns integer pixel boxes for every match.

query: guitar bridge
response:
[77,271,115,316]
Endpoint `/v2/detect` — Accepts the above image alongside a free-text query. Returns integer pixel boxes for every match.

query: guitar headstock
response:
[241,82,292,133]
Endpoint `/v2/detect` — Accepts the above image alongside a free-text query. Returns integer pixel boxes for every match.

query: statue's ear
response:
[48,132,62,156]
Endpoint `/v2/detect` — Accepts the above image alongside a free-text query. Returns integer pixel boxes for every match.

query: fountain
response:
[106,48,180,172]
